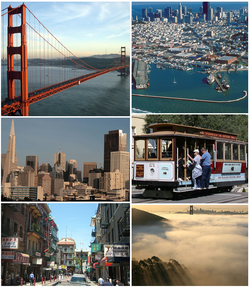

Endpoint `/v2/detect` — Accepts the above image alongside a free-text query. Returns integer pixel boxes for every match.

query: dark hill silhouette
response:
[132,208,169,226]
[132,256,194,286]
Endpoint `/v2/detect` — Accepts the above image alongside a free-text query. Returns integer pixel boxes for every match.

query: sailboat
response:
[173,78,177,84]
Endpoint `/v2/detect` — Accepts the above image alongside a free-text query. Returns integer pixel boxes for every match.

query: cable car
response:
[133,123,248,199]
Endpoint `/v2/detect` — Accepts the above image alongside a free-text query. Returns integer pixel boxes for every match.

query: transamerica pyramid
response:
[2,119,18,183]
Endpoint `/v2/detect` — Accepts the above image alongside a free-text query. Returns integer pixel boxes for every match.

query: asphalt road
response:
[132,185,248,204]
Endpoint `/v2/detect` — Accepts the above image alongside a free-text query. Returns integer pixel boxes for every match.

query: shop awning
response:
[100,257,113,267]
[16,253,30,264]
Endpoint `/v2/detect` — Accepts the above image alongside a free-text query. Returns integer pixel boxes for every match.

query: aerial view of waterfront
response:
[132,2,248,113]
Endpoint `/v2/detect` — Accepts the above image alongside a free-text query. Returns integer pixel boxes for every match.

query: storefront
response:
[1,251,30,285]
[28,256,42,281]
[104,244,130,285]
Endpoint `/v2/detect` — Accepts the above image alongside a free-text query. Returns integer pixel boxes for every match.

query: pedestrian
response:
[29,272,34,286]
[23,270,27,285]
[101,278,114,286]
[187,149,202,189]
[200,147,211,189]
[98,277,104,285]
[116,279,124,286]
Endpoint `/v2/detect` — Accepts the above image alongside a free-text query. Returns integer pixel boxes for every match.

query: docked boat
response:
[217,73,222,79]
[222,79,230,89]
[207,73,215,84]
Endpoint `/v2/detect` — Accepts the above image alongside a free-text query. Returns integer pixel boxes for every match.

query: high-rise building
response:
[227,11,233,23]
[26,155,38,175]
[104,130,127,172]
[40,163,52,173]
[182,5,187,16]
[179,2,183,23]
[142,8,147,19]
[217,7,223,19]
[88,168,104,188]
[54,147,66,171]
[207,7,213,21]
[83,162,97,178]
[203,2,210,20]
[2,120,18,184]
[110,151,130,189]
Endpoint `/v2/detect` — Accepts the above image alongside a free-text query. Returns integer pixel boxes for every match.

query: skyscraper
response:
[142,8,147,19]
[83,162,97,178]
[104,130,127,172]
[207,7,213,21]
[54,146,66,171]
[110,151,130,189]
[179,2,183,23]
[203,2,210,20]
[26,155,38,175]
[2,120,18,183]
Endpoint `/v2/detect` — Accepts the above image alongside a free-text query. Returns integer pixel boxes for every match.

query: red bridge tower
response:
[7,4,28,116]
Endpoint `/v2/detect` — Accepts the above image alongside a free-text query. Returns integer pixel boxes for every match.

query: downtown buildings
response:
[1,120,130,201]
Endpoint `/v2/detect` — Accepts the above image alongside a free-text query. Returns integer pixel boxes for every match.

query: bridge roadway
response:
[1,65,128,115]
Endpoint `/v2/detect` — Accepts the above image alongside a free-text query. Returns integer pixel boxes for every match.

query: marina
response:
[132,63,248,113]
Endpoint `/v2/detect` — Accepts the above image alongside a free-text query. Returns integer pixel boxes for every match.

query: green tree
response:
[144,115,248,142]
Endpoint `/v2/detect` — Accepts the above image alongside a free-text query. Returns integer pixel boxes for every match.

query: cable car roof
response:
[134,123,246,144]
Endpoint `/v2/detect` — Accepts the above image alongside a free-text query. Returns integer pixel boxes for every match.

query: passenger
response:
[178,153,185,181]
[187,149,202,189]
[200,147,211,189]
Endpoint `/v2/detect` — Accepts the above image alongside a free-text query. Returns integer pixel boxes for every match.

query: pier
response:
[213,73,226,92]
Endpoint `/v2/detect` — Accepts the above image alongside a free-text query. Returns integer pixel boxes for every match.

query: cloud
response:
[106,31,129,39]
[133,214,248,286]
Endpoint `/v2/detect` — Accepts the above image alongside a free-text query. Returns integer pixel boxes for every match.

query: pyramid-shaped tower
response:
[2,119,18,183]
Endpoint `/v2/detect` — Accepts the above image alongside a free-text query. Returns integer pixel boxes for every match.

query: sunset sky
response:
[1,2,130,57]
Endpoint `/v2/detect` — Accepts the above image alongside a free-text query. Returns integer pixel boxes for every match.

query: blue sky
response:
[48,203,98,251]
[1,117,130,173]
[1,2,130,57]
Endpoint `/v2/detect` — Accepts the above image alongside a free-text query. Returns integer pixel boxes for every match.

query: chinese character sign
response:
[2,238,19,249]
[91,243,101,252]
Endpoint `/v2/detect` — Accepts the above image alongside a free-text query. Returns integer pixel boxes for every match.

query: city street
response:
[132,185,248,203]
[12,276,98,286]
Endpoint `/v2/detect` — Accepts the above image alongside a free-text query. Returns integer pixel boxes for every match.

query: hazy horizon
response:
[132,206,248,286]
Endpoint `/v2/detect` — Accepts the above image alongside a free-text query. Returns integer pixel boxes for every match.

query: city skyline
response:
[133,2,248,18]
[1,2,130,57]
[1,118,130,174]
[133,204,248,213]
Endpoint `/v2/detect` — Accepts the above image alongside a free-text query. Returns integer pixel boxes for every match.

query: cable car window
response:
[135,139,145,160]
[207,143,213,160]
[148,139,158,159]
[161,139,172,159]
[217,142,223,160]
[233,144,239,160]
[240,145,245,161]
[225,143,232,160]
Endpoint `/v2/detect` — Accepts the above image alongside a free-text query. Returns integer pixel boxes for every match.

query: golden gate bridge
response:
[1,4,129,116]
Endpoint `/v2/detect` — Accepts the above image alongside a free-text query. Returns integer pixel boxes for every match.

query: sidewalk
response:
[19,276,70,286]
